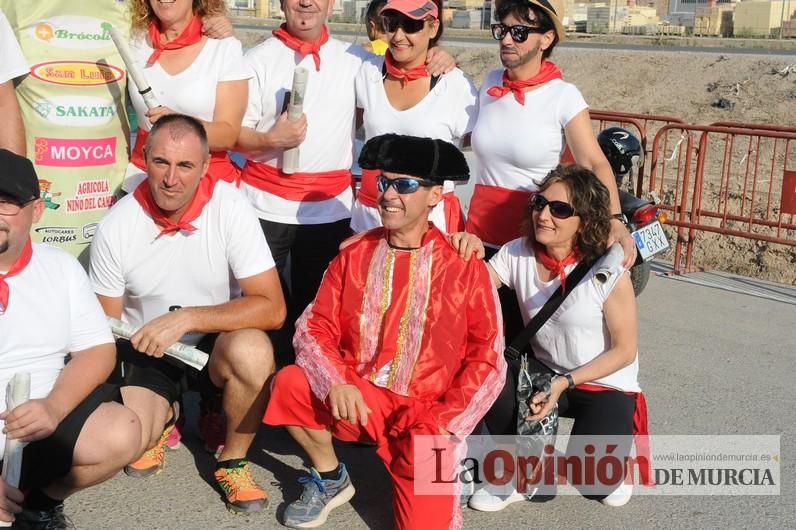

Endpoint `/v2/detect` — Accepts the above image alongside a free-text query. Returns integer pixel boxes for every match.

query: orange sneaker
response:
[124,424,174,478]
[214,460,268,514]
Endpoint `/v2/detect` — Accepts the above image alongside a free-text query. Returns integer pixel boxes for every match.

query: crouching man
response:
[89,115,285,514]
[265,134,507,529]
[0,149,141,529]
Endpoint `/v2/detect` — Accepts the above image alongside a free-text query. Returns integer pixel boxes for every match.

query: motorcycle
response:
[597,127,670,296]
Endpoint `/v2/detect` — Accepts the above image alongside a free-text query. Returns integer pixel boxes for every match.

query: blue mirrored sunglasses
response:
[376,175,435,194]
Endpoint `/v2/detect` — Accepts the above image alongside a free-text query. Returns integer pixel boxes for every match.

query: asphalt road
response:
[234,23,796,56]
[64,271,795,529]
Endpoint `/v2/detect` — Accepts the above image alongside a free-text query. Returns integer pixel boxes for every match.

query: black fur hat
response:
[358,134,469,183]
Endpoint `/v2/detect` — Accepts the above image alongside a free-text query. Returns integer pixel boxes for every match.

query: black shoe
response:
[12,503,75,530]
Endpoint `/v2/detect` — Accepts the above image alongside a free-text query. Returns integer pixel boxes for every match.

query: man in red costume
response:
[265,134,507,529]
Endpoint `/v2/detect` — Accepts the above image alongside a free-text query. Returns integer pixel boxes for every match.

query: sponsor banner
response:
[1,0,130,256]
[34,226,78,244]
[30,15,114,50]
[414,435,781,496]
[34,136,116,167]
[63,178,116,213]
[31,60,125,87]
[33,95,116,127]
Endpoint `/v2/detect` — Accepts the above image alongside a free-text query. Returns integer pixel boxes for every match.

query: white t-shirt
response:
[471,71,588,192]
[351,57,478,233]
[241,37,369,224]
[89,182,276,346]
[0,10,28,84]
[123,36,251,192]
[490,238,640,392]
[0,244,113,459]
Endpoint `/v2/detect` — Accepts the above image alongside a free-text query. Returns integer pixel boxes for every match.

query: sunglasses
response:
[380,15,427,34]
[377,175,435,194]
[491,23,550,43]
[529,193,578,219]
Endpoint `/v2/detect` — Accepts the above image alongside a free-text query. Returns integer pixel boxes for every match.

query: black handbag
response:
[505,258,595,437]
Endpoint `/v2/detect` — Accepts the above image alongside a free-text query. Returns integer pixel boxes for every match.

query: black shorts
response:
[9,384,121,491]
[111,335,222,406]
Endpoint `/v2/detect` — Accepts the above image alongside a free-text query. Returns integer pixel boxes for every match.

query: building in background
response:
[734,0,795,37]
[224,0,796,37]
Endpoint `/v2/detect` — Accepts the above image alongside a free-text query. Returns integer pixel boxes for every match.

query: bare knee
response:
[73,403,142,469]
[119,386,170,452]
[209,329,275,385]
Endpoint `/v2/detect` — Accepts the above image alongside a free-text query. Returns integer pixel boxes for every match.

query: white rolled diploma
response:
[2,373,31,491]
[108,317,209,371]
[282,67,309,174]
[594,243,625,284]
[109,26,159,110]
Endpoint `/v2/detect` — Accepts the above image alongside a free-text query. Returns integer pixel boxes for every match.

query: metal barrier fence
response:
[589,110,686,195]
[562,110,686,194]
[648,123,796,273]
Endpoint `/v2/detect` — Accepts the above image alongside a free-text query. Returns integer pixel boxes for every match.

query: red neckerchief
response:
[535,244,579,289]
[0,238,33,315]
[272,23,329,71]
[133,177,216,239]
[384,51,429,88]
[486,60,563,105]
[147,15,203,66]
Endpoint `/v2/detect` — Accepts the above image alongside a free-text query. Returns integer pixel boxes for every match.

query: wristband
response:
[563,373,575,391]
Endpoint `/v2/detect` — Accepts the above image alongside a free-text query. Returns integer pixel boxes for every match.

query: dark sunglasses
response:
[380,15,427,34]
[491,23,549,43]
[529,193,578,219]
[377,175,435,194]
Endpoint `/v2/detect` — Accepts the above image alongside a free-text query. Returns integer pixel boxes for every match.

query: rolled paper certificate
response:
[594,243,625,284]
[2,372,31,491]
[109,26,159,110]
[282,67,309,174]
[108,317,209,371]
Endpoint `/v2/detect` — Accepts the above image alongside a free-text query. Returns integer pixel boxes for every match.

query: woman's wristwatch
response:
[555,373,576,392]
[611,213,629,225]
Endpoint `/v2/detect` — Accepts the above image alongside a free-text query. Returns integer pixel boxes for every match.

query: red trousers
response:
[265,365,462,530]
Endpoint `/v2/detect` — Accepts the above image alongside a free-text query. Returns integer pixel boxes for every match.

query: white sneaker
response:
[468,485,526,512]
[600,482,633,507]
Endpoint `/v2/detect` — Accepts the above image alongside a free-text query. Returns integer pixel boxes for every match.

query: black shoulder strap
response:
[504,259,595,361]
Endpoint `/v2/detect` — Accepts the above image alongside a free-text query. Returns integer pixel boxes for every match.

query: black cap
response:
[358,134,470,184]
[0,149,40,203]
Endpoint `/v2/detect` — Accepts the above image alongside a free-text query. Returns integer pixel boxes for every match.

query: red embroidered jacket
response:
[294,225,506,436]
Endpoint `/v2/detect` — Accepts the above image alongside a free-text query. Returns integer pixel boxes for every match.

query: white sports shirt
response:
[89,182,276,346]
[0,244,113,459]
[490,238,640,392]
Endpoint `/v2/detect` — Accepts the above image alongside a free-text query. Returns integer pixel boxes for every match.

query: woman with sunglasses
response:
[467,164,647,511]
[466,0,635,352]
[467,0,635,262]
[351,0,478,235]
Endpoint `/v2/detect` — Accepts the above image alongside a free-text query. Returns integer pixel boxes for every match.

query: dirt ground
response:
[239,29,796,283]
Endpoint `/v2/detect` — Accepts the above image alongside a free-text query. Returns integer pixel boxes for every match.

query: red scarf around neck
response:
[133,177,216,239]
[147,15,204,66]
[487,60,563,105]
[384,51,429,88]
[535,243,579,289]
[272,23,329,71]
[0,238,33,315]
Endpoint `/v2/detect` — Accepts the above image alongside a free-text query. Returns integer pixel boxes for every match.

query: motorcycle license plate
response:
[632,221,670,261]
